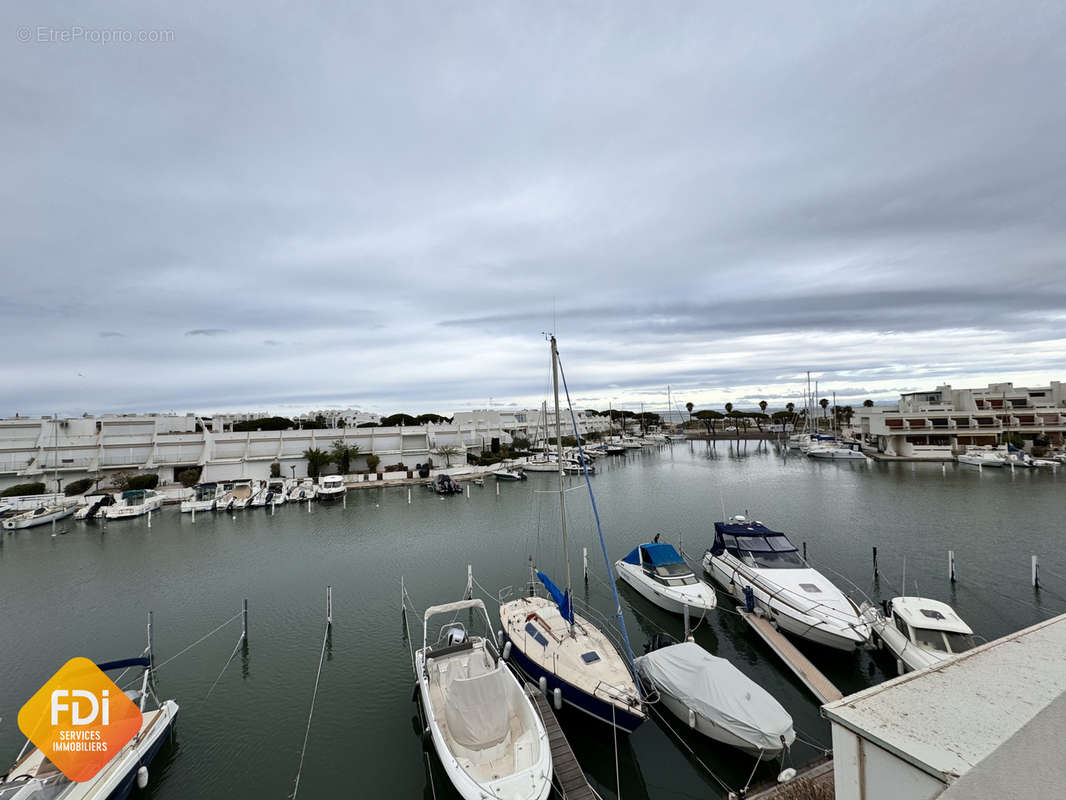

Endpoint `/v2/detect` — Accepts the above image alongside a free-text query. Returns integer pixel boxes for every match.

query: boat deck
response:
[736,607,842,705]
[524,685,601,800]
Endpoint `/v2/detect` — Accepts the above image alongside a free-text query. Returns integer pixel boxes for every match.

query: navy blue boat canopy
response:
[711,521,799,556]
[622,542,684,567]
[96,657,150,672]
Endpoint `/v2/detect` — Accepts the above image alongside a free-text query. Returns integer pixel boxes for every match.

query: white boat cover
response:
[444,669,511,750]
[636,642,793,752]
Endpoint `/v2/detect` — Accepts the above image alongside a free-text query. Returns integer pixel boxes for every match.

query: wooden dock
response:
[745,756,835,799]
[525,685,602,800]
[736,607,843,705]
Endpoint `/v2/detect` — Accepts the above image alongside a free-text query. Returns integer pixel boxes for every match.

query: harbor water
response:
[2,443,1064,798]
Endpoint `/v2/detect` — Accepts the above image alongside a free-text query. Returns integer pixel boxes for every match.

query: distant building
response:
[853,381,1066,458]
[823,612,1066,799]
[450,408,614,440]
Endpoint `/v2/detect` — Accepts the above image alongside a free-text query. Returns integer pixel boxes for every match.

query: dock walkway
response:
[745,757,835,799]
[736,607,842,705]
[525,685,601,800]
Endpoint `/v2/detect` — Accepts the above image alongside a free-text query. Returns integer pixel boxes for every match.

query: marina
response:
[2,442,1064,798]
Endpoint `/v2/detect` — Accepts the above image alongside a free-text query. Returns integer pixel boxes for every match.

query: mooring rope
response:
[205,631,246,699]
[290,618,330,799]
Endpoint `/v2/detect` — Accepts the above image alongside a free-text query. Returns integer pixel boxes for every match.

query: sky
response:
[3,1,1064,418]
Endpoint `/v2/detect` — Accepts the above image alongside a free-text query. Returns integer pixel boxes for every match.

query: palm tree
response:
[685,401,694,423]
[303,447,331,479]
[759,400,768,415]
[819,398,829,425]
[330,439,360,475]
[433,444,463,468]
[863,399,874,408]
[724,402,733,415]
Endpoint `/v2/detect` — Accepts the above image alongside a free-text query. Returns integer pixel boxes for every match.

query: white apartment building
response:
[450,408,615,441]
[853,381,1066,458]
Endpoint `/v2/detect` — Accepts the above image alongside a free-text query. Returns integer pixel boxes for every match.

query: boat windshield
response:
[943,631,977,653]
[912,627,950,652]
[723,534,806,569]
[651,563,697,585]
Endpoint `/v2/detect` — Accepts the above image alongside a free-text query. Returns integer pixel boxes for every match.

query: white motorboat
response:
[522,457,559,473]
[1029,458,1058,468]
[263,479,289,505]
[2,503,75,531]
[74,493,116,520]
[492,467,526,481]
[105,489,164,520]
[807,444,867,461]
[864,596,977,674]
[635,640,794,758]
[615,542,717,615]
[0,635,178,800]
[316,475,346,501]
[416,599,552,800]
[180,482,220,513]
[957,451,1006,468]
[218,480,255,511]
[289,478,317,502]
[703,516,871,651]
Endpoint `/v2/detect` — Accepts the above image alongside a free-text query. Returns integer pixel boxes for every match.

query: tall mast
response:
[551,336,573,628]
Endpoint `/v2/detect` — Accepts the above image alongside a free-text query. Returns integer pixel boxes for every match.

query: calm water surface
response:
[2,443,1064,798]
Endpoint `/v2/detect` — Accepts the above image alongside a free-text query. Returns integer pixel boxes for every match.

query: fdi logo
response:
[17,657,142,781]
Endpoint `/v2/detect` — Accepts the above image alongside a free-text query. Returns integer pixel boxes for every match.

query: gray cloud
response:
[2,1,1064,417]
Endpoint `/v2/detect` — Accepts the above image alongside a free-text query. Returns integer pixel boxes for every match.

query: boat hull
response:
[500,632,645,733]
[102,704,178,800]
[2,505,75,530]
[652,682,786,759]
[704,557,868,651]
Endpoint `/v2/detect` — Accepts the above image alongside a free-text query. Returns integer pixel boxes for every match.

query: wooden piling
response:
[1032,556,1040,589]
[948,550,956,583]
[873,546,879,578]
[242,599,249,642]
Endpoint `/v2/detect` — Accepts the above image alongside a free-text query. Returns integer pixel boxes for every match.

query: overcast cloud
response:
[2,1,1064,417]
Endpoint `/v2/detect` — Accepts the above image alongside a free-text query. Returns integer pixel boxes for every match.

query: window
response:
[747,550,806,569]
[912,627,949,652]
[894,612,908,637]
[944,631,976,653]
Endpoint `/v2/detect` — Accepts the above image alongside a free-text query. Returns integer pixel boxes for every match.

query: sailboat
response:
[498,336,646,732]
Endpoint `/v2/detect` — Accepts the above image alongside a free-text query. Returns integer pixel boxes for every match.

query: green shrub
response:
[177,468,201,488]
[365,454,380,472]
[127,474,159,490]
[1,482,46,497]
[64,478,94,496]
[383,462,407,473]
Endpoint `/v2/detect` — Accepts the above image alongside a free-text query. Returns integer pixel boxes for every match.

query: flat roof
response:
[822,613,1066,783]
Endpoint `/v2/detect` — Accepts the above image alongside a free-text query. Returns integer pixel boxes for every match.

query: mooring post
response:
[583,547,589,582]
[407,487,412,505]
[465,565,473,600]
[307,498,312,513]
[496,480,500,496]
[1032,555,1040,589]
[147,510,152,528]
[803,541,808,561]
[343,492,346,509]
[401,577,406,621]
[683,601,691,641]
[948,550,957,583]
[873,546,879,578]
[147,610,155,669]
[192,507,195,522]
[327,585,333,625]
[271,501,275,516]
[466,485,470,499]
[242,598,249,643]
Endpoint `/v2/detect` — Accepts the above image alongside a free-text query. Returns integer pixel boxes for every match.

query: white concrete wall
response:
[831,724,946,800]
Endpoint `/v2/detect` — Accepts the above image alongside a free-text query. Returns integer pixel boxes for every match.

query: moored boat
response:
[180,482,220,513]
[316,475,346,501]
[615,542,717,615]
[864,596,977,674]
[2,503,75,531]
[635,640,794,758]
[703,516,870,651]
[104,489,164,520]
[415,599,552,800]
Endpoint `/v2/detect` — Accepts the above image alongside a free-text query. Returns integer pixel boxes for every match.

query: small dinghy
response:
[636,640,794,759]
[616,542,717,615]
[416,599,552,800]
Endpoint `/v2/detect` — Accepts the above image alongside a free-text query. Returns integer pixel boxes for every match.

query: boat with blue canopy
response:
[615,542,717,615]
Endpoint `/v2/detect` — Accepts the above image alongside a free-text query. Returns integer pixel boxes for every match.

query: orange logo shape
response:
[17,657,143,781]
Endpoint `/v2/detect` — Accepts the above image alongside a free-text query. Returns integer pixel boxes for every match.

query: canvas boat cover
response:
[621,542,684,566]
[636,642,793,751]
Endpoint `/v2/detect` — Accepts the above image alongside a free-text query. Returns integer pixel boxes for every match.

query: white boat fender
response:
[777,768,796,784]
[553,688,562,711]
[538,677,548,696]
[688,708,696,729]
[136,766,148,789]
[502,641,512,660]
